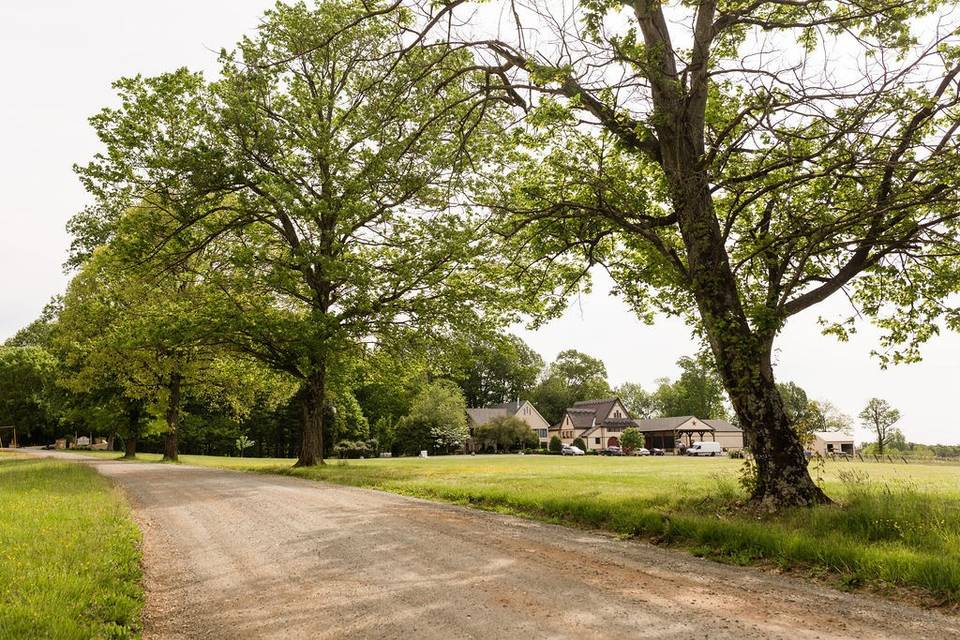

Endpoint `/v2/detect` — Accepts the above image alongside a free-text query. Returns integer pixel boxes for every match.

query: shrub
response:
[572,437,587,451]
[395,381,468,454]
[621,427,645,452]
[333,440,375,459]
[474,416,540,453]
[549,435,562,453]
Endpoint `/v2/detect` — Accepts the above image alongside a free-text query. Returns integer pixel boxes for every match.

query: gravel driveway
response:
[36,451,960,639]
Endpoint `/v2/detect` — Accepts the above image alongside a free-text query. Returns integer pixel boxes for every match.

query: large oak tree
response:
[436,0,960,506]
[72,1,515,465]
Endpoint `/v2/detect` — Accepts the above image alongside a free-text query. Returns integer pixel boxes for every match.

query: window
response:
[594,437,601,444]
[613,410,621,418]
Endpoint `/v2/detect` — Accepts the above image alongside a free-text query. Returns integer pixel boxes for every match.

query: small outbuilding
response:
[809,431,855,456]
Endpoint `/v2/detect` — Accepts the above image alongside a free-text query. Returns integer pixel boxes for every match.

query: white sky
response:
[1,1,958,445]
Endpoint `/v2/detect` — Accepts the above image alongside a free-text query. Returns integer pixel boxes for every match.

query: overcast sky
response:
[2,1,958,445]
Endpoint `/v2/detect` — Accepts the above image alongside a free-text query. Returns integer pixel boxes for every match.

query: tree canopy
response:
[419,0,960,506]
[70,1,517,465]
[531,349,612,423]
[859,398,902,456]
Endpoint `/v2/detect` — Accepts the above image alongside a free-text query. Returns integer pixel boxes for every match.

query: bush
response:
[474,416,540,453]
[621,427,645,453]
[395,381,468,454]
[333,440,377,459]
[572,437,586,451]
[549,435,562,453]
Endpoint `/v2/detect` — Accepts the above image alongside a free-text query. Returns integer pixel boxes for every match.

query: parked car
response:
[630,447,650,456]
[685,441,723,456]
[650,448,665,456]
[561,445,585,456]
[601,446,624,456]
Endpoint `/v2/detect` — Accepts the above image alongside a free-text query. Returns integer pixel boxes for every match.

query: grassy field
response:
[67,449,960,604]
[0,456,143,639]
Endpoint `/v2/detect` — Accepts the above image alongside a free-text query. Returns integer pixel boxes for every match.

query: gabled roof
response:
[467,400,547,428]
[572,398,620,421]
[703,419,742,433]
[633,416,697,431]
[466,407,507,427]
[564,408,596,429]
[812,431,854,442]
[485,400,525,415]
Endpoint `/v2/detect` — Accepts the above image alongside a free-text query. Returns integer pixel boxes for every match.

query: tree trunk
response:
[664,138,829,508]
[122,401,142,459]
[706,328,829,508]
[123,436,138,459]
[677,196,829,507]
[163,372,182,462]
[295,365,326,467]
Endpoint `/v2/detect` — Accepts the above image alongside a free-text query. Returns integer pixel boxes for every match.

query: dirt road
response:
[38,452,960,639]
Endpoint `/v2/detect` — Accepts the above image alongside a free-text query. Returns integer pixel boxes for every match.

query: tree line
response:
[0,310,733,459]
[3,0,959,508]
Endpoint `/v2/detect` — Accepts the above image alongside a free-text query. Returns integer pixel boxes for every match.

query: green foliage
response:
[0,459,142,639]
[236,435,254,457]
[571,437,587,451]
[531,349,611,423]
[395,380,469,454]
[370,416,397,454]
[70,1,519,464]
[615,382,657,419]
[620,427,645,452]
[859,398,902,456]
[549,434,562,453]
[451,333,544,407]
[652,353,729,419]
[3,298,61,349]
[0,346,60,442]
[333,440,378,459]
[326,390,370,452]
[473,415,539,452]
[52,229,291,457]
[777,381,825,445]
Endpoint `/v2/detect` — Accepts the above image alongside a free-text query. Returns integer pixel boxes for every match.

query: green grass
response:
[0,458,143,639]
[66,449,960,604]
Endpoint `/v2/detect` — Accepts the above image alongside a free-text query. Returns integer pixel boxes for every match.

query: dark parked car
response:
[601,446,624,456]
[650,448,666,456]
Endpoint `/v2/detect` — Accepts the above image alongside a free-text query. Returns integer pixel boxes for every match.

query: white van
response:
[686,441,723,456]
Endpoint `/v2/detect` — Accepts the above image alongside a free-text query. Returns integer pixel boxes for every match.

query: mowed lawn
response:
[0,455,142,639]
[70,450,960,603]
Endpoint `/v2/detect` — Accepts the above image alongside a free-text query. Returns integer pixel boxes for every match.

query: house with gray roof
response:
[550,398,745,453]
[467,400,550,446]
[549,397,638,451]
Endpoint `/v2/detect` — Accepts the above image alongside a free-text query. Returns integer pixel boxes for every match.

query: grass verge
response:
[0,457,143,639]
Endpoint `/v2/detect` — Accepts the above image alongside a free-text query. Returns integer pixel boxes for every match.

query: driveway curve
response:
[37,452,960,639]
